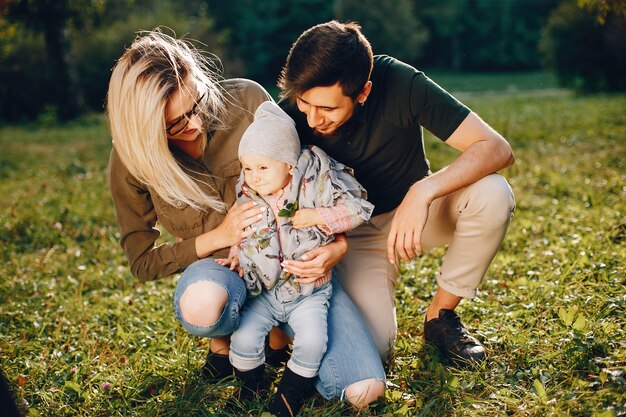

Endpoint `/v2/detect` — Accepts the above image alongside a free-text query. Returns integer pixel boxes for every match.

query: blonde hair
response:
[107,29,227,212]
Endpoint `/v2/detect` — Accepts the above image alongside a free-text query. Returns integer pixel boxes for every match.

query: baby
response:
[217,101,373,416]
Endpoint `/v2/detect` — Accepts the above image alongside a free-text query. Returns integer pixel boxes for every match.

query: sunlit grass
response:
[1,89,624,416]
[425,70,560,93]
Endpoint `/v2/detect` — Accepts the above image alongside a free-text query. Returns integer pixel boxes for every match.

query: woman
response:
[106,30,385,410]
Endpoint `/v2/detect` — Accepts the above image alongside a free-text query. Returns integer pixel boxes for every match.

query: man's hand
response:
[291,208,324,229]
[282,235,348,283]
[386,183,433,264]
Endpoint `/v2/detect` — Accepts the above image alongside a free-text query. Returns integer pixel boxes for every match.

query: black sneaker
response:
[423,309,486,368]
[202,352,233,381]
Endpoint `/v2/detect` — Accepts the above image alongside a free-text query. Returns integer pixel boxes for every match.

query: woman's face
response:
[164,84,204,142]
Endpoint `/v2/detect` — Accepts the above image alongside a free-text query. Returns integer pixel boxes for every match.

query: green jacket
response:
[107,78,271,282]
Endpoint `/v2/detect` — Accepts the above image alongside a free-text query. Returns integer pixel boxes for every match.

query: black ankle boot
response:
[202,352,233,381]
[267,367,316,417]
[235,364,265,400]
[424,309,486,369]
[265,336,292,368]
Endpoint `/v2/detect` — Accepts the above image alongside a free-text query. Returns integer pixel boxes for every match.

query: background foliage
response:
[1,0,625,122]
[541,0,626,91]
[417,0,561,71]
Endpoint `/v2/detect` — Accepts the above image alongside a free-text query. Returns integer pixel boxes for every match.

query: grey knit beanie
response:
[238,101,300,166]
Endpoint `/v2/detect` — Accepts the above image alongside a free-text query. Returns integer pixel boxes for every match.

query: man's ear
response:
[357,81,373,105]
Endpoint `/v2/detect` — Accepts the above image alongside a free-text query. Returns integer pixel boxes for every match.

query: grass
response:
[1,85,625,416]
[424,70,560,93]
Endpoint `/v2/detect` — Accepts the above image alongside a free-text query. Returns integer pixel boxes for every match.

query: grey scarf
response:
[236,146,374,303]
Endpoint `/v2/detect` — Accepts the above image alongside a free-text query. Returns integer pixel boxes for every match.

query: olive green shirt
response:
[107,78,271,282]
[281,55,471,215]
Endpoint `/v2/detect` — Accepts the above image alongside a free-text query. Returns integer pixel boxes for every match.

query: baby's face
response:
[240,154,292,196]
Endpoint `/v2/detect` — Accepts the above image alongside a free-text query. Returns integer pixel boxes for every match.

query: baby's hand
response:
[215,252,240,274]
[215,257,234,268]
[292,208,324,229]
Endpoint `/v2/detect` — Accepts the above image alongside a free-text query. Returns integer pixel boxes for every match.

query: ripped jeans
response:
[174,258,386,399]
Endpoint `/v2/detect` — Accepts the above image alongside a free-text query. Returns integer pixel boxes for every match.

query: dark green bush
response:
[205,0,335,87]
[73,2,226,112]
[74,3,221,115]
[0,1,225,122]
[0,23,52,122]
[336,0,428,66]
[416,0,560,71]
[540,0,626,91]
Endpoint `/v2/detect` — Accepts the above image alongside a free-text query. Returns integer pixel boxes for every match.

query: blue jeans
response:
[174,258,248,337]
[174,258,386,400]
[230,283,332,378]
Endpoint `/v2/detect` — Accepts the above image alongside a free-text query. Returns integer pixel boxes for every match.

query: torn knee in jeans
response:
[343,378,386,409]
[179,281,228,327]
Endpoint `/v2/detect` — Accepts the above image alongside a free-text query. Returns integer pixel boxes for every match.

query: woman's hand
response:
[291,208,323,229]
[219,201,266,246]
[281,234,348,284]
[195,201,265,258]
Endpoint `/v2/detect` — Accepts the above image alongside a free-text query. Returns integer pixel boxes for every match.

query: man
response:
[278,21,516,368]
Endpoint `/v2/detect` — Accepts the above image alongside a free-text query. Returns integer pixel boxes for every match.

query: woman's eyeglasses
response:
[166,93,206,136]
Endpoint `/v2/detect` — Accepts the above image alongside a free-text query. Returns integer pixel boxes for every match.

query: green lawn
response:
[424,70,560,93]
[0,87,624,416]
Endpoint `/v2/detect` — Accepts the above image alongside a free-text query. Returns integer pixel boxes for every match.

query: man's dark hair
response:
[278,21,373,102]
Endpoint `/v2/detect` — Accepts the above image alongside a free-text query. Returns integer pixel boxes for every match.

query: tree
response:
[541,0,626,91]
[1,0,226,121]
[415,0,465,70]
[0,11,49,121]
[6,0,92,120]
[579,0,626,23]
[335,0,428,66]
[206,0,334,87]
[416,0,560,71]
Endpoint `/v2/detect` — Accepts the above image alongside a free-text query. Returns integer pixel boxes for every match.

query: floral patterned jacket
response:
[236,146,374,303]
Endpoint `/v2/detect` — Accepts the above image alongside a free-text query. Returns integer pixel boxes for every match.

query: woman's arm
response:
[110,166,263,281]
[194,201,265,258]
[108,150,201,282]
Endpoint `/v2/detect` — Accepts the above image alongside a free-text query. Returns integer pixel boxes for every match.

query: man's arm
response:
[386,112,514,263]
[281,234,349,282]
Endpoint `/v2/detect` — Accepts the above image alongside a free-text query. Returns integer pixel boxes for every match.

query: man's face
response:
[295,83,358,137]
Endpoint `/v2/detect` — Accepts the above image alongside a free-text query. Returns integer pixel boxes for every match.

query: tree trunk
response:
[41,0,85,120]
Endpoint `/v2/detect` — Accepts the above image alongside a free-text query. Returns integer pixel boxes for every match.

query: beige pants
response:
[335,174,516,360]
